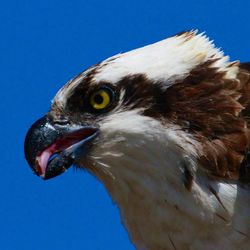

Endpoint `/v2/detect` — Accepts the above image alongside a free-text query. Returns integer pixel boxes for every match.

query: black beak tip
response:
[24,115,67,180]
[24,116,52,169]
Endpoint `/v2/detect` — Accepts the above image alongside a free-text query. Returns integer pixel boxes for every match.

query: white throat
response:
[85,111,250,250]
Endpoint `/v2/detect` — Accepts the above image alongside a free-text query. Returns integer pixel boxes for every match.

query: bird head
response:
[24,30,240,187]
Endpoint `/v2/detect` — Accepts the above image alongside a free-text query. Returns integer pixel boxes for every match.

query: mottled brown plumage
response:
[162,61,250,182]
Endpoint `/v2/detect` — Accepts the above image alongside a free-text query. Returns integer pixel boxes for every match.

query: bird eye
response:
[90,87,113,110]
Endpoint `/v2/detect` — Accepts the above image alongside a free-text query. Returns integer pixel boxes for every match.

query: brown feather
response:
[164,62,250,182]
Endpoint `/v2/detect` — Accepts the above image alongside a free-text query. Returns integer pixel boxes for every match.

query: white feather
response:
[93,31,238,85]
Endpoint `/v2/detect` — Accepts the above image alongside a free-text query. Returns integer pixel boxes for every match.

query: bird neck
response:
[89,124,250,249]
[90,125,203,248]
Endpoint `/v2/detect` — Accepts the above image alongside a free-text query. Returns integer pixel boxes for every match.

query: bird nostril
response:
[53,119,69,126]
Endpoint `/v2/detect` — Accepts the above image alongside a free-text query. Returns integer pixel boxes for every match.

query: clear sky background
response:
[1,1,250,249]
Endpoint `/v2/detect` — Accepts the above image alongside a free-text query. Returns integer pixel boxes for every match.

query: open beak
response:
[24,116,99,180]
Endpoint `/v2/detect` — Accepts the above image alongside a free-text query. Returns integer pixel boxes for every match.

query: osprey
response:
[25,31,250,250]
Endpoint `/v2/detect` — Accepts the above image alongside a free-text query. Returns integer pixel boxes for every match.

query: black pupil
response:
[94,94,104,104]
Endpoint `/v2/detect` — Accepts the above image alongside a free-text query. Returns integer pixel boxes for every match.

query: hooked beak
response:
[24,116,99,180]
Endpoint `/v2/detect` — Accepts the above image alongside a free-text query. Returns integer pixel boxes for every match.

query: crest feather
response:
[93,30,238,85]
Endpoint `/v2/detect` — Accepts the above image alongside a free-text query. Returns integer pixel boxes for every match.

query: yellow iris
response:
[90,89,111,110]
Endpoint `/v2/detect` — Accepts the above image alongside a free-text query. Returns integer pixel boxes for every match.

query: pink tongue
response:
[36,144,58,177]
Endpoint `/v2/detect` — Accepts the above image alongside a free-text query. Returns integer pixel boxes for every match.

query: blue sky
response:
[1,0,250,249]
